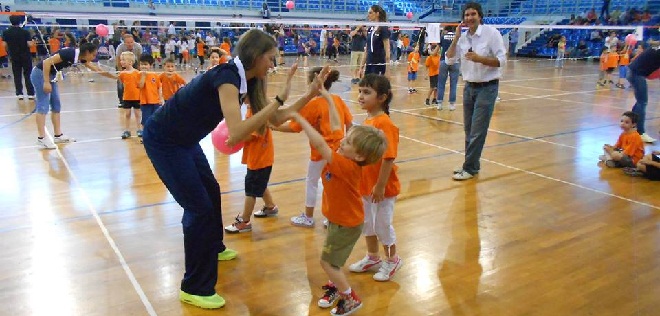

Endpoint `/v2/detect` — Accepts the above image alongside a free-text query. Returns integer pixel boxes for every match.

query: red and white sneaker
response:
[330,290,362,316]
[224,215,252,233]
[318,282,339,308]
[348,255,382,273]
[373,257,403,281]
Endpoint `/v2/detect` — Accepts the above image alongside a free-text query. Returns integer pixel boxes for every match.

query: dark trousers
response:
[462,81,499,175]
[11,56,34,96]
[142,124,226,296]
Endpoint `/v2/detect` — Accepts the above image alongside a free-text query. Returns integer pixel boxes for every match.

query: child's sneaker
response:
[254,205,279,218]
[137,129,143,137]
[373,257,403,281]
[37,137,57,149]
[290,213,314,227]
[615,83,625,89]
[330,290,362,316]
[121,131,131,139]
[424,98,430,106]
[348,255,382,272]
[224,215,252,233]
[54,134,75,144]
[432,99,438,105]
[407,88,413,94]
[318,282,339,308]
[449,103,456,111]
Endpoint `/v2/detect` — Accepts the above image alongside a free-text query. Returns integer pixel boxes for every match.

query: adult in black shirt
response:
[349,25,367,83]
[363,5,390,75]
[142,29,328,309]
[31,43,117,149]
[3,15,34,99]
[626,44,660,143]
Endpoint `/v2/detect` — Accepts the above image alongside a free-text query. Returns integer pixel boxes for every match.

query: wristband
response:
[275,95,284,106]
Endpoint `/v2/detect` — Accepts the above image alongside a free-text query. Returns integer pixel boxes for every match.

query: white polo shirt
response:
[446,24,507,83]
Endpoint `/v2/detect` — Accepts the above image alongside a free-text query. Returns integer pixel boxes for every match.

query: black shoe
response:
[425,98,430,106]
[432,99,438,104]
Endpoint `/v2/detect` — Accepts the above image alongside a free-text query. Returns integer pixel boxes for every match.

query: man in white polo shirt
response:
[445,1,507,180]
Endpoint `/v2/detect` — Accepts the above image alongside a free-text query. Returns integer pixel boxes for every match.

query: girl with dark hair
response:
[142,29,329,309]
[274,67,354,228]
[31,42,117,149]
[349,74,402,282]
[362,4,391,75]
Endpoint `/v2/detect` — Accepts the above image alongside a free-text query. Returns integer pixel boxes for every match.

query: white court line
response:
[45,130,157,315]
[0,107,118,118]
[389,108,578,149]
[505,89,600,102]
[544,97,660,115]
[399,134,660,210]
[0,90,116,99]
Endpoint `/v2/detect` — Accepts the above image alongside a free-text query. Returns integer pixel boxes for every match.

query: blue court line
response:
[0,108,35,130]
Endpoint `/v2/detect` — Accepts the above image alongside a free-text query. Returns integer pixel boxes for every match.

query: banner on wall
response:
[426,23,441,43]
[0,0,14,12]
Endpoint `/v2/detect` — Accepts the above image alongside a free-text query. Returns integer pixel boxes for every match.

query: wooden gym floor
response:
[0,55,658,316]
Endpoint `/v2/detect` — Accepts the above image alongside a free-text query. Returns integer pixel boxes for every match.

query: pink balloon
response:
[625,34,637,46]
[286,1,294,9]
[406,12,413,19]
[96,24,109,37]
[211,120,244,155]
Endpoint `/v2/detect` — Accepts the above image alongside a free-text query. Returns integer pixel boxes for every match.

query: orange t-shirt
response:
[619,51,630,66]
[159,72,185,101]
[118,70,141,101]
[220,42,231,55]
[614,131,644,164]
[408,51,420,72]
[197,42,205,56]
[360,113,401,198]
[599,53,608,71]
[0,38,7,57]
[48,37,60,54]
[288,95,353,161]
[425,55,440,76]
[241,109,274,170]
[605,51,619,68]
[322,151,363,227]
[403,37,410,49]
[333,37,340,47]
[140,72,162,105]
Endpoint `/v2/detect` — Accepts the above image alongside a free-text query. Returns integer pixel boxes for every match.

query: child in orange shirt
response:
[118,51,142,139]
[220,37,231,58]
[48,36,60,54]
[0,36,8,79]
[159,58,186,102]
[224,102,278,233]
[348,74,403,282]
[615,45,631,89]
[599,111,644,168]
[407,44,420,94]
[288,80,386,316]
[196,37,206,69]
[276,68,354,228]
[603,48,619,86]
[138,53,163,139]
[425,44,441,106]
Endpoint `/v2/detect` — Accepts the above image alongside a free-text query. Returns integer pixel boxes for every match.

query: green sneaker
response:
[179,290,225,309]
[217,248,237,261]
